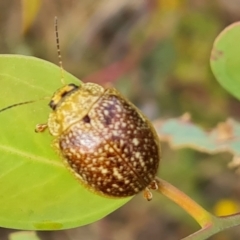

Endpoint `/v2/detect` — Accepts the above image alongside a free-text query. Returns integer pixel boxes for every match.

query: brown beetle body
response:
[37,82,160,200]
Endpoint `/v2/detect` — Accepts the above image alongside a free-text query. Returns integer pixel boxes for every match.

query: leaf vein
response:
[0,144,63,168]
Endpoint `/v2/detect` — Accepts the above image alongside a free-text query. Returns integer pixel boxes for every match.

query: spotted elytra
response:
[37,18,160,201]
[1,17,161,201]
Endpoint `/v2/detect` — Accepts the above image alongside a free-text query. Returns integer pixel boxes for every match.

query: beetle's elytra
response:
[36,82,161,200]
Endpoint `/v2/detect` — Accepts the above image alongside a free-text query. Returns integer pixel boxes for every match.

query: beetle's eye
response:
[49,84,79,110]
[49,100,57,110]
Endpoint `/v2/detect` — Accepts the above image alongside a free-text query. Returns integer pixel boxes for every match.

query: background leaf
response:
[0,55,130,230]
[210,22,240,100]
[154,114,240,156]
[21,0,42,34]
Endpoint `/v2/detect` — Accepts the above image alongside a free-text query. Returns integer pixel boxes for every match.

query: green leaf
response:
[9,231,40,240]
[0,55,131,230]
[210,22,240,100]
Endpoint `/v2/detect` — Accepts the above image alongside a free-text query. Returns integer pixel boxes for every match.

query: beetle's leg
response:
[149,179,159,190]
[143,179,159,201]
[143,187,152,201]
[35,123,48,133]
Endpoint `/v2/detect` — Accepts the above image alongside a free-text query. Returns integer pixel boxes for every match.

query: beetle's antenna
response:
[55,16,65,85]
[0,96,49,113]
[0,100,37,113]
[0,18,63,114]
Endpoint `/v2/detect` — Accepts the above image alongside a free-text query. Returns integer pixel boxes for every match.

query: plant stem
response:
[218,213,240,230]
[181,226,218,240]
[182,214,240,240]
[155,178,240,239]
[155,177,217,228]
